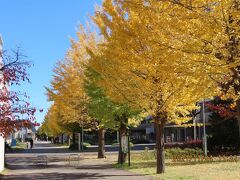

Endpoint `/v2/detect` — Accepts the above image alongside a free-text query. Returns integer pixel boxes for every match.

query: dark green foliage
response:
[69,142,91,150]
[69,143,78,150]
[207,99,240,151]
[140,147,203,160]
[84,67,141,129]
[165,148,203,159]
[84,68,116,128]
[59,122,81,134]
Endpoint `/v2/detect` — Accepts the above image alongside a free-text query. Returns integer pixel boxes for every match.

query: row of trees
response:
[41,0,239,174]
[41,34,142,159]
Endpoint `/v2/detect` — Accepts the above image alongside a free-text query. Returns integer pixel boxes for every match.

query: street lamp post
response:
[202,99,207,156]
[20,105,24,143]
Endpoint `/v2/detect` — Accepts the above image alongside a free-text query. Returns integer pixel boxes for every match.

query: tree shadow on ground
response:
[7,163,114,171]
[75,163,113,170]
[128,160,227,169]
[6,156,85,165]
[0,172,146,180]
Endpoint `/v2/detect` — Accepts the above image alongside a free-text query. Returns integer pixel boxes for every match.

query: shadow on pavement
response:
[6,163,114,171]
[1,172,146,180]
[7,142,156,154]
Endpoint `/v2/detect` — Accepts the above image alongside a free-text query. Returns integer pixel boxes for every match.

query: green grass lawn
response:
[10,142,27,151]
[55,142,69,147]
[0,168,9,176]
[116,152,240,180]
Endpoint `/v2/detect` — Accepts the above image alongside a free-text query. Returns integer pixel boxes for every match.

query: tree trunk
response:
[237,117,240,140]
[61,134,64,144]
[72,132,76,145]
[236,100,240,140]
[118,124,127,164]
[155,120,165,174]
[98,128,105,158]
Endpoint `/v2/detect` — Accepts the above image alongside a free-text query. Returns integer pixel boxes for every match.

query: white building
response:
[0,35,5,172]
[5,125,37,147]
[0,135,4,172]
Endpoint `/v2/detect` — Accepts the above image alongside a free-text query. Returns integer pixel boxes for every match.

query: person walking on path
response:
[26,142,29,149]
[30,139,33,149]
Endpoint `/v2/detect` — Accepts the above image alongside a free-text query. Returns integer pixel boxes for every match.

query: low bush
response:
[141,147,156,160]
[82,142,91,147]
[131,139,150,144]
[172,154,238,163]
[111,142,134,147]
[165,140,203,149]
[140,147,203,161]
[69,143,78,150]
[165,147,203,159]
[69,142,91,150]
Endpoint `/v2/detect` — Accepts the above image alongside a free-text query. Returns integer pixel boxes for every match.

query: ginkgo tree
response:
[84,68,141,160]
[42,104,62,137]
[41,103,81,143]
[46,58,92,146]
[68,29,142,160]
[87,0,240,173]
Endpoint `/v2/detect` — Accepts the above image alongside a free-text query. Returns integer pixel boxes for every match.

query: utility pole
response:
[193,116,197,141]
[81,126,83,151]
[117,131,119,143]
[78,133,81,151]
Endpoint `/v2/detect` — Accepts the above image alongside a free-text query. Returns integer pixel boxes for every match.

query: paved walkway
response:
[2,142,154,180]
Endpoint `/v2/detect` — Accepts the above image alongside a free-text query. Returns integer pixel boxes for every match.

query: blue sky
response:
[0,0,101,124]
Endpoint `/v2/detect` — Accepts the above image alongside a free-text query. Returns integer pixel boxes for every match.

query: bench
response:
[34,155,48,166]
[68,154,80,166]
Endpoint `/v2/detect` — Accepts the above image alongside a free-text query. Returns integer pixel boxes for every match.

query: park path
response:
[1,142,154,180]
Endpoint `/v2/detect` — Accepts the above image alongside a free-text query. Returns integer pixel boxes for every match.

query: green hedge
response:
[69,142,91,150]
[165,148,203,158]
[111,142,134,147]
[141,147,203,160]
